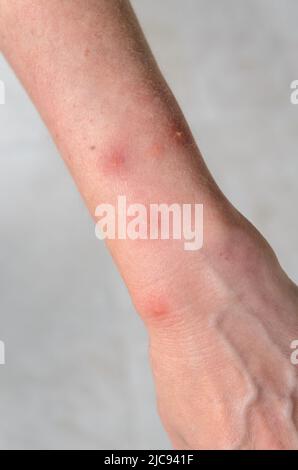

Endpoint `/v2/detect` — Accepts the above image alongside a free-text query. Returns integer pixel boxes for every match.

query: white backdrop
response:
[0,0,297,449]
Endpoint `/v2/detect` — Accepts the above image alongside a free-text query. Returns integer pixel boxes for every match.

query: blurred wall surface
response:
[0,0,297,449]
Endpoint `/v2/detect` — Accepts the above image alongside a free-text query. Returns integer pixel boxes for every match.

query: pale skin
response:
[1,0,298,450]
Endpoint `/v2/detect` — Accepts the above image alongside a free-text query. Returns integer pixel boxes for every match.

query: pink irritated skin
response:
[102,148,127,174]
[97,144,128,178]
[1,0,298,450]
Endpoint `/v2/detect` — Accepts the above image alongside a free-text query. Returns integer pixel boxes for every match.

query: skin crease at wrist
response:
[1,0,298,449]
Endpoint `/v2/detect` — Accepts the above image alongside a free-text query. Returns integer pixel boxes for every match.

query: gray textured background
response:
[0,0,297,450]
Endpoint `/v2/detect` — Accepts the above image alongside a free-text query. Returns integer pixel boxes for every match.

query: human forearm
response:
[1,0,298,450]
[0,0,232,316]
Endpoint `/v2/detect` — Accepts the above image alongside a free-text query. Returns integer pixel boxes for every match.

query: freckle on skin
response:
[84,48,90,57]
[90,145,96,151]
[172,128,189,146]
[168,115,193,148]
[147,142,165,160]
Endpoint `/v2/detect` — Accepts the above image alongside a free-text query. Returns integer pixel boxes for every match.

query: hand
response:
[137,217,298,449]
